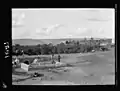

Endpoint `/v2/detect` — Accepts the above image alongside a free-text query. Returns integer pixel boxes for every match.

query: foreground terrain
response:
[12,48,115,85]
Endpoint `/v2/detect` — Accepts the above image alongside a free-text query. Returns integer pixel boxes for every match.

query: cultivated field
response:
[12,48,115,85]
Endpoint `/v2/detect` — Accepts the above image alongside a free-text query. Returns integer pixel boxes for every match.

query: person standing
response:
[21,49,24,58]
[58,54,61,62]
[15,49,19,58]
[37,55,41,66]
[15,56,19,65]
[51,54,55,64]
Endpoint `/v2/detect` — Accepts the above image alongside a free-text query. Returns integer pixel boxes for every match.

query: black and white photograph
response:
[12,8,115,85]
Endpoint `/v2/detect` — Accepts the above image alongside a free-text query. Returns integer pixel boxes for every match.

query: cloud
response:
[35,28,48,36]
[86,18,111,22]
[82,9,113,22]
[72,28,94,38]
[73,27,107,38]
[97,28,104,34]
[45,24,65,34]
[12,13,25,28]
[36,24,65,35]
[71,27,88,35]
[32,24,66,39]
[76,28,87,33]
[63,34,73,38]
[63,28,88,38]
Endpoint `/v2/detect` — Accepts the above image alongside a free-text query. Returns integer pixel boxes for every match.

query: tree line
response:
[12,38,113,56]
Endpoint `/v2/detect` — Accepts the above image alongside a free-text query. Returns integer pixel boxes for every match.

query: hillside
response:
[12,38,83,45]
[12,38,111,46]
[12,39,45,46]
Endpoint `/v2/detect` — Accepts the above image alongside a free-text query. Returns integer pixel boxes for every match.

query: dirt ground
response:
[12,48,115,85]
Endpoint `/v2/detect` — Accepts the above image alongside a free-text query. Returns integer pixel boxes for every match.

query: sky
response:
[12,8,115,40]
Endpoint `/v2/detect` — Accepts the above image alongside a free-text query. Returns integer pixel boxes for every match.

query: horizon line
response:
[12,37,114,40]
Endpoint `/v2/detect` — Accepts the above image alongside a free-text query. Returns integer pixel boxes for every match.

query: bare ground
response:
[12,48,115,85]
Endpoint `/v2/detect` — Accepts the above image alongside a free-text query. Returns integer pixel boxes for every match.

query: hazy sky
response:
[12,8,115,39]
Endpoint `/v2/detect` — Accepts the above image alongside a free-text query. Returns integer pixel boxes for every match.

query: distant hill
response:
[12,39,45,46]
[12,38,83,45]
[12,38,112,46]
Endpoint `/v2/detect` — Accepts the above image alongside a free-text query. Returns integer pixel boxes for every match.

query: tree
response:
[15,44,20,46]
[51,46,56,54]
[27,49,34,55]
[40,44,49,55]
[37,44,41,47]
[34,48,41,55]
[76,41,80,45]
[48,43,53,47]
[65,40,69,44]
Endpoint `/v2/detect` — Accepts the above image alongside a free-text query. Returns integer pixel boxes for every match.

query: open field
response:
[12,48,115,85]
